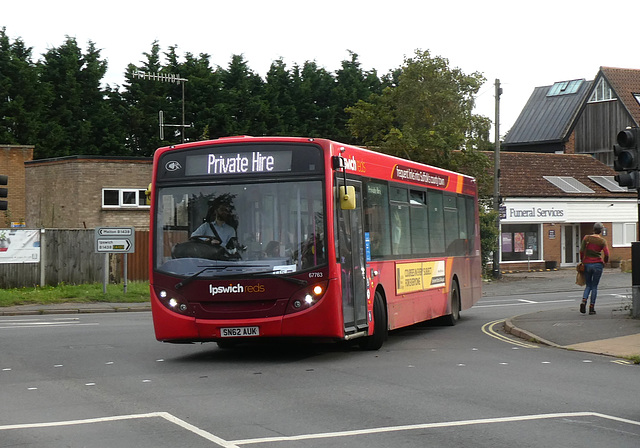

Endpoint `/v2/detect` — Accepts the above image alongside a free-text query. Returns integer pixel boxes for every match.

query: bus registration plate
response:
[221,326,260,337]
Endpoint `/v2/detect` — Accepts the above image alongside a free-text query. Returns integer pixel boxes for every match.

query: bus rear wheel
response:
[360,291,387,350]
[443,280,460,326]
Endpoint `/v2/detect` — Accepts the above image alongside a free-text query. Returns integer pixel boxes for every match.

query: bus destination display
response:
[186,150,293,176]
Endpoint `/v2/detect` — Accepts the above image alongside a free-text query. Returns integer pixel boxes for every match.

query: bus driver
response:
[191,200,237,248]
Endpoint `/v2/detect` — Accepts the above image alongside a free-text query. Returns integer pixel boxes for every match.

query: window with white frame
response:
[612,222,636,247]
[102,188,149,208]
[588,77,616,102]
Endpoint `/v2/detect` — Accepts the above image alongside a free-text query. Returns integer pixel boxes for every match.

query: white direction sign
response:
[95,227,135,253]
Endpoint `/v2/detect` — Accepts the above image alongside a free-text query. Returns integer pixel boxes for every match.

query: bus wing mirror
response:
[340,186,356,210]
[145,183,152,205]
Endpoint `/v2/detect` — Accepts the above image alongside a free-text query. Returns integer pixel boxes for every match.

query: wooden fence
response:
[0,229,150,289]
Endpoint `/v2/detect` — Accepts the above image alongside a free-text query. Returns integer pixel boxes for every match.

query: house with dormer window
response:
[503,67,640,167]
[495,67,640,270]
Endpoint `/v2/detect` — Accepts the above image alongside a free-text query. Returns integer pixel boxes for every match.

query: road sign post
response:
[95,227,136,293]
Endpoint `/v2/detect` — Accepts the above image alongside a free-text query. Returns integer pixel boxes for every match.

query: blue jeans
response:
[583,262,604,305]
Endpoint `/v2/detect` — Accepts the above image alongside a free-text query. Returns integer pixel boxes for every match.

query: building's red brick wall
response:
[0,145,34,226]
[564,130,576,154]
[543,223,562,265]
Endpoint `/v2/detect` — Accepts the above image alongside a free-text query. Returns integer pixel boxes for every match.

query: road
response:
[1,286,638,447]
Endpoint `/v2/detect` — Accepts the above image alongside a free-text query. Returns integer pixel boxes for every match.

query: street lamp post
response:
[493,79,502,279]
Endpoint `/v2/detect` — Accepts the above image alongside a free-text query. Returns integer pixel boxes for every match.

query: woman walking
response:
[579,222,609,315]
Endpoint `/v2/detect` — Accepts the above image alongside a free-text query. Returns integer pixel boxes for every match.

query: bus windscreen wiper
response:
[175,267,221,290]
[175,268,307,290]
[251,271,308,285]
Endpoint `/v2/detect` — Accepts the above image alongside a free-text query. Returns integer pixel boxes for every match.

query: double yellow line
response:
[481,319,538,349]
[611,359,632,365]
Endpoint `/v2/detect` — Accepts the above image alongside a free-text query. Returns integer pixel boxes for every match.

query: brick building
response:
[489,151,635,271]
[25,156,152,229]
[498,66,640,270]
[0,145,34,227]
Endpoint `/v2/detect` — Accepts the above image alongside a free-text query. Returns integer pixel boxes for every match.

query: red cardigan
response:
[580,234,609,264]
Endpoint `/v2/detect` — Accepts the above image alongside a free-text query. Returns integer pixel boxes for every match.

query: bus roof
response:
[156,136,477,195]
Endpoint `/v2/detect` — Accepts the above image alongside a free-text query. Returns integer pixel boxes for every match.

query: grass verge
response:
[0,282,150,308]
[625,355,640,365]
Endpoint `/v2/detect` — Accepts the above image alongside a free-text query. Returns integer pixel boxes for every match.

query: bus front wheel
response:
[360,291,387,350]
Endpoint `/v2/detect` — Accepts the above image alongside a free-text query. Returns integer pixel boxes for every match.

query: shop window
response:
[501,224,540,262]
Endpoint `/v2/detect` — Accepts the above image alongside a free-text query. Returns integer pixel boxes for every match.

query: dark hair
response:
[205,193,238,227]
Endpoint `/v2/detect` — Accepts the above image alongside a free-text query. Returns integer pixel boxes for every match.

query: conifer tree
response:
[0,28,42,146]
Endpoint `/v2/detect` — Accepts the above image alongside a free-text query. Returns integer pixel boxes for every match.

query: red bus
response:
[149,136,482,349]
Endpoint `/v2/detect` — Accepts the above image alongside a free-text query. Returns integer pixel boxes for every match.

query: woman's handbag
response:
[576,263,586,286]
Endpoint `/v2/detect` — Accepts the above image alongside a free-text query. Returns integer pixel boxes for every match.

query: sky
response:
[3,0,638,140]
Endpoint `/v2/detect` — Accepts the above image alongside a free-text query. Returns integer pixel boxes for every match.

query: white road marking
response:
[0,318,98,330]
[1,411,638,447]
[0,318,79,323]
[229,412,640,445]
[0,413,239,448]
[475,299,573,308]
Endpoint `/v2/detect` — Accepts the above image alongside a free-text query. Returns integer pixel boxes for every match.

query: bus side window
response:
[410,190,429,255]
[428,190,445,254]
[364,181,391,258]
[391,205,410,256]
[444,193,460,256]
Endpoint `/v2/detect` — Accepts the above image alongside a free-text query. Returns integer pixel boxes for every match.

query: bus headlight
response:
[154,287,190,315]
[286,281,328,314]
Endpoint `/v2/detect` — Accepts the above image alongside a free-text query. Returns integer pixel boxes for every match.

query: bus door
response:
[337,180,368,335]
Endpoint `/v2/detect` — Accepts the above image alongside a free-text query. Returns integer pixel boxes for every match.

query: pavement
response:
[0,302,151,316]
[483,267,640,360]
[1,268,639,360]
